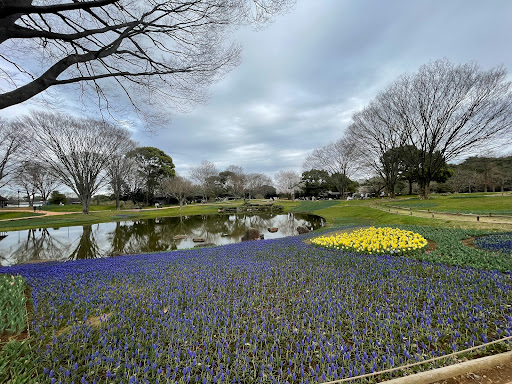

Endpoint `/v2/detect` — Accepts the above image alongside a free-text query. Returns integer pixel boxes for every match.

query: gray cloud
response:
[4,0,512,179]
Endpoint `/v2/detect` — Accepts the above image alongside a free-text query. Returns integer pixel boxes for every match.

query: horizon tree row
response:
[0,112,179,214]
[306,59,512,199]
[1,114,290,212]
[349,59,512,199]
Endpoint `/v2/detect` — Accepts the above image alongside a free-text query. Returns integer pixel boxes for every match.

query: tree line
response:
[304,59,512,199]
[3,59,511,207]
[0,113,294,213]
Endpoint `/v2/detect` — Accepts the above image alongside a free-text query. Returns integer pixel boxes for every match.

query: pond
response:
[0,213,325,266]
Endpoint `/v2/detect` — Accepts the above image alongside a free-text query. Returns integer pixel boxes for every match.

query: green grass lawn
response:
[43,203,116,212]
[381,193,512,215]
[1,195,511,232]
[0,211,44,220]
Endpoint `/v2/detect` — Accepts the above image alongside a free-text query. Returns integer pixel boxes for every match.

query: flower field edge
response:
[0,229,510,383]
[311,225,512,273]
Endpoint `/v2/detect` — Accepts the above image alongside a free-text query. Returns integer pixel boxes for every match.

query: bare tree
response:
[352,59,512,199]
[304,136,361,198]
[11,161,38,206]
[274,170,301,199]
[0,118,26,188]
[189,160,218,201]
[32,163,60,204]
[348,99,407,197]
[0,0,293,124]
[107,140,136,210]
[219,165,246,197]
[162,174,194,210]
[121,168,146,206]
[11,160,61,205]
[23,111,132,214]
[245,172,273,199]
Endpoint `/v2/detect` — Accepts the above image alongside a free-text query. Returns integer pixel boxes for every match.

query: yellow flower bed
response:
[312,227,428,254]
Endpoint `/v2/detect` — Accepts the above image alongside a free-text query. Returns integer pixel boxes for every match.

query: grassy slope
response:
[381,193,512,215]
[0,212,44,220]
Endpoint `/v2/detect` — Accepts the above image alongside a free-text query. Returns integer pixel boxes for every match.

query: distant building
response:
[0,196,7,208]
[319,191,341,199]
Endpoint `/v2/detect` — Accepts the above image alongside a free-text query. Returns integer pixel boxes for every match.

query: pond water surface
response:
[0,213,325,266]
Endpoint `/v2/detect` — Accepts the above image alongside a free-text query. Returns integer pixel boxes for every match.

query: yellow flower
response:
[312,227,427,255]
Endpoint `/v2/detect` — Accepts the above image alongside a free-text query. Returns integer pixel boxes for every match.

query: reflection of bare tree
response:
[108,220,172,255]
[107,222,132,255]
[4,228,71,265]
[68,225,105,260]
[1,214,326,266]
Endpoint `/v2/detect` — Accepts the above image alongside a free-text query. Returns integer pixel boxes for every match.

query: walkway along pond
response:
[0,213,325,266]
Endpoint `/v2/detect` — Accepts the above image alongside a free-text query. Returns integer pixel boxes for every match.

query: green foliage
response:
[300,169,333,197]
[0,212,43,220]
[0,341,38,383]
[48,191,67,205]
[394,225,512,272]
[0,275,27,335]
[381,145,452,197]
[127,146,175,202]
[329,172,358,194]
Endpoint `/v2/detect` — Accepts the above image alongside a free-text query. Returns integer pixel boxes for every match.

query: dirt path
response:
[0,208,78,222]
[433,361,512,384]
[371,204,512,227]
[0,205,186,222]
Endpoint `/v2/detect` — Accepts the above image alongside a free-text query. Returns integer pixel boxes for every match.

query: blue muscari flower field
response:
[474,232,512,255]
[1,233,512,383]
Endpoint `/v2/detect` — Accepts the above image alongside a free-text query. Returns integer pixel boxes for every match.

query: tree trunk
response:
[115,191,120,210]
[81,195,91,214]
[419,180,431,199]
[26,192,32,207]
[408,180,413,195]
[385,180,395,198]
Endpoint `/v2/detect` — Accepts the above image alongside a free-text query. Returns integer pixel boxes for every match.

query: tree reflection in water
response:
[1,228,72,265]
[68,225,105,261]
[1,213,324,266]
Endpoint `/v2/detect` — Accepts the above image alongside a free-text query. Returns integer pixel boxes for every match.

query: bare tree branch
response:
[0,0,294,126]
[350,59,512,199]
[23,111,133,213]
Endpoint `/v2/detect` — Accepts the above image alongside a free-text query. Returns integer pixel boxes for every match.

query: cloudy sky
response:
[3,0,512,179]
